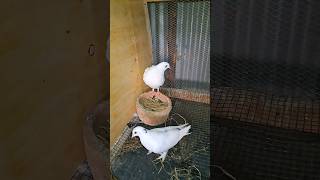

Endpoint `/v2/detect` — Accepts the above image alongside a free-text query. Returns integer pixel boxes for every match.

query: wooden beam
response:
[161,88,210,104]
[211,87,320,134]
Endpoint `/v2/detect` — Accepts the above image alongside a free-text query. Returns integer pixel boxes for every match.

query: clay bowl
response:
[136,91,172,126]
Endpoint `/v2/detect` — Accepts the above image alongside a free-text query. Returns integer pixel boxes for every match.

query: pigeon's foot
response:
[150,90,157,97]
[151,153,166,174]
[156,152,167,162]
[147,150,152,155]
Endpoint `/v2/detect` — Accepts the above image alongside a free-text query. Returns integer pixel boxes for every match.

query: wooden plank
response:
[111,0,152,146]
[161,88,210,104]
[211,87,320,134]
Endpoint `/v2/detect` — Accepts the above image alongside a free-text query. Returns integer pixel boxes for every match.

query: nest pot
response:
[136,91,172,126]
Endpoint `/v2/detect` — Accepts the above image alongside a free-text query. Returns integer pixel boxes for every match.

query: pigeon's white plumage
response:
[132,123,191,162]
[143,62,170,91]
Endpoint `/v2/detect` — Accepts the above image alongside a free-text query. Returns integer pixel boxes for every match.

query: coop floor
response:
[213,118,320,180]
[111,99,210,179]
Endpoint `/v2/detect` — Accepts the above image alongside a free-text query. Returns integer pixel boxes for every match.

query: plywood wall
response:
[110,0,152,145]
[0,0,108,179]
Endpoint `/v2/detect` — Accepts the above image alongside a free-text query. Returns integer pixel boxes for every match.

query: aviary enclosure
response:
[212,0,320,180]
[110,0,320,179]
[111,0,210,179]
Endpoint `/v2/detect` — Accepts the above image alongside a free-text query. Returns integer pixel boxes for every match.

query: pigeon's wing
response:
[143,66,156,82]
[150,123,189,133]
[143,66,153,86]
[143,66,164,89]
[144,65,154,73]
[142,129,182,153]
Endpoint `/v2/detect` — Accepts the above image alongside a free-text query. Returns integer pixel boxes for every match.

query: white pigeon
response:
[143,62,170,92]
[132,123,191,162]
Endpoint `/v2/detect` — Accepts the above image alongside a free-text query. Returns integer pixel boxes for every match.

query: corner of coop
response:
[111,1,211,179]
[110,0,153,146]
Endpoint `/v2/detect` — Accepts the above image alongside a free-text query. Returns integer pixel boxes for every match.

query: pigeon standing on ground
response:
[143,62,170,92]
[131,123,191,162]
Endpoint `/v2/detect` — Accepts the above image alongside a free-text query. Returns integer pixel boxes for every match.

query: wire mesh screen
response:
[212,0,320,179]
[213,119,320,180]
[212,88,320,134]
[212,0,320,99]
[148,0,210,92]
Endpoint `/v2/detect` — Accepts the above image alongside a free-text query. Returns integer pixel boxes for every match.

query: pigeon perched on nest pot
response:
[132,123,191,162]
[138,62,172,125]
[143,62,170,94]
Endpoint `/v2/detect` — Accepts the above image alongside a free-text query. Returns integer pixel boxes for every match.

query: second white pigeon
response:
[143,62,170,92]
[132,123,191,162]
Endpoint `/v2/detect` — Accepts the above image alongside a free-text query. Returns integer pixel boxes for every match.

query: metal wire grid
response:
[171,99,210,175]
[110,116,140,164]
[211,87,320,134]
[211,57,320,100]
[211,0,320,99]
[111,99,210,179]
[211,0,320,179]
[148,0,210,92]
[213,119,320,180]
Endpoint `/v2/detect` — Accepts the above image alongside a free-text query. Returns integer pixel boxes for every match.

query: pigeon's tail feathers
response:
[179,125,191,139]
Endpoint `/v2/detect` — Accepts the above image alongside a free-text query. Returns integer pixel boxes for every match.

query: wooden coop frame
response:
[111,1,211,178]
